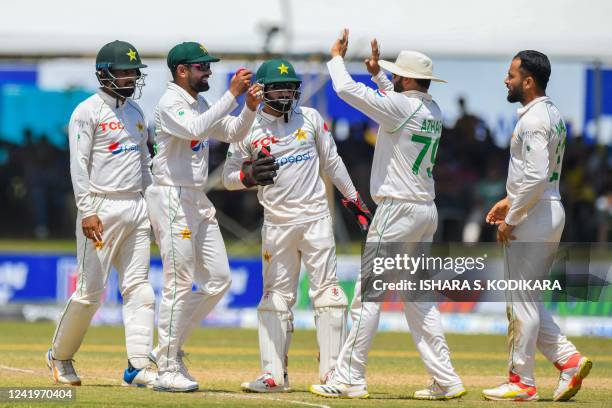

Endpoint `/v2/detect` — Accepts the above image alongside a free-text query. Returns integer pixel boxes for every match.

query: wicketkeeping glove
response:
[341,193,373,233]
[240,146,279,187]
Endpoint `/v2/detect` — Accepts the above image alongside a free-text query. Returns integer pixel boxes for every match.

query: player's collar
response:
[97,88,126,107]
[167,81,197,105]
[402,90,432,101]
[517,96,550,118]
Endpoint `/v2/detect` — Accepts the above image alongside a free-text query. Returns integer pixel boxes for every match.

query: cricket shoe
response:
[482,381,538,401]
[309,380,369,399]
[153,371,198,392]
[553,354,592,401]
[241,373,291,393]
[413,380,467,400]
[122,362,157,388]
[148,348,196,382]
[45,349,81,386]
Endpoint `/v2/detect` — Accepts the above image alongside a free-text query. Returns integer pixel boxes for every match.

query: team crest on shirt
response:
[180,228,191,240]
[94,241,104,250]
[294,128,308,145]
[263,250,272,263]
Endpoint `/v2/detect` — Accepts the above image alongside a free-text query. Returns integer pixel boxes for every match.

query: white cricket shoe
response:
[149,348,195,382]
[153,371,198,392]
[413,380,467,400]
[482,382,538,401]
[309,380,369,399]
[122,363,157,388]
[553,356,592,401]
[45,349,81,386]
[241,373,291,393]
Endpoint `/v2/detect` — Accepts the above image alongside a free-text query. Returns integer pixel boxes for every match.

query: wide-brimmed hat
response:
[378,50,446,83]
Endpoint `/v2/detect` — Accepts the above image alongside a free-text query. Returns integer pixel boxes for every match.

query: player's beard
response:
[507,85,523,103]
[393,79,405,93]
[114,86,135,98]
[190,75,210,93]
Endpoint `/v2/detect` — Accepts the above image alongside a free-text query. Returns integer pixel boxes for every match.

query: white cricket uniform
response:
[503,96,577,386]
[223,106,356,383]
[52,89,155,369]
[326,56,463,388]
[146,82,256,374]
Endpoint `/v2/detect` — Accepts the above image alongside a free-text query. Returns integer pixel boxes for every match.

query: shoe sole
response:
[554,358,593,402]
[122,381,152,389]
[241,384,292,393]
[413,389,467,400]
[45,351,81,386]
[308,385,369,399]
[481,392,539,401]
[153,385,198,393]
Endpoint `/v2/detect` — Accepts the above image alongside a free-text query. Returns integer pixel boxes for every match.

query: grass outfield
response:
[0,322,610,407]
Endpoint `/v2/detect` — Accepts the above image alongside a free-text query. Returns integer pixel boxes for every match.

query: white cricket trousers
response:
[146,185,231,374]
[334,198,463,388]
[52,192,155,368]
[504,200,577,386]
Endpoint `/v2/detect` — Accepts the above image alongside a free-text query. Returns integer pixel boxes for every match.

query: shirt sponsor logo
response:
[376,89,387,97]
[190,140,209,152]
[108,142,140,154]
[276,151,312,167]
[252,136,279,148]
[99,121,124,132]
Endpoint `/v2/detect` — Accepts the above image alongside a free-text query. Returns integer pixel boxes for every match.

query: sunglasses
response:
[184,62,210,72]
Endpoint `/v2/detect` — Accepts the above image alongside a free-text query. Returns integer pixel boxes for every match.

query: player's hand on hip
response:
[486,197,510,225]
[341,192,373,234]
[331,28,349,58]
[82,214,103,242]
[496,221,516,245]
[246,83,264,111]
[364,38,381,76]
[230,69,253,97]
[240,146,279,187]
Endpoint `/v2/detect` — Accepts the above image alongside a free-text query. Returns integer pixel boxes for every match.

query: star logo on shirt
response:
[180,228,191,240]
[278,63,289,75]
[126,49,137,61]
[136,122,144,132]
[263,250,272,263]
[94,241,104,250]
[295,128,308,143]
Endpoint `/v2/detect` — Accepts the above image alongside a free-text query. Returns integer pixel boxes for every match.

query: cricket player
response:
[145,42,262,392]
[482,50,591,402]
[46,40,156,387]
[223,59,372,393]
[310,29,466,400]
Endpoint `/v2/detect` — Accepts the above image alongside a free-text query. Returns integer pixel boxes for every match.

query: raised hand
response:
[246,83,264,111]
[331,28,349,58]
[229,69,253,97]
[364,38,381,76]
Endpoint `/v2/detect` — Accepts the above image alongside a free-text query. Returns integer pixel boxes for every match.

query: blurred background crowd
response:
[0,95,609,243]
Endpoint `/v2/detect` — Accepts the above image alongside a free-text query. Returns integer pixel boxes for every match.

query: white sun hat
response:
[378,50,446,83]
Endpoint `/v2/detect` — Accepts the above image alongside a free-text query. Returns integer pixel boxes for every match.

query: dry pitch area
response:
[0,322,610,407]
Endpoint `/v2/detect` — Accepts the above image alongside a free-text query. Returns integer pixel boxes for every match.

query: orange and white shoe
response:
[553,354,592,401]
[45,349,81,386]
[482,380,538,401]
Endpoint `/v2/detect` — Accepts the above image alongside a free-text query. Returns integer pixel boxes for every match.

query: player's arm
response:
[68,106,102,241]
[208,84,263,143]
[505,123,550,226]
[139,120,153,192]
[312,111,372,232]
[223,140,278,190]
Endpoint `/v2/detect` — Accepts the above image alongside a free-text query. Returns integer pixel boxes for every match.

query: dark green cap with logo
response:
[167,42,221,69]
[96,40,147,70]
[256,59,301,85]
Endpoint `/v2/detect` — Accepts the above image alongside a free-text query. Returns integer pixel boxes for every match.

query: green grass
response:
[0,321,610,407]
